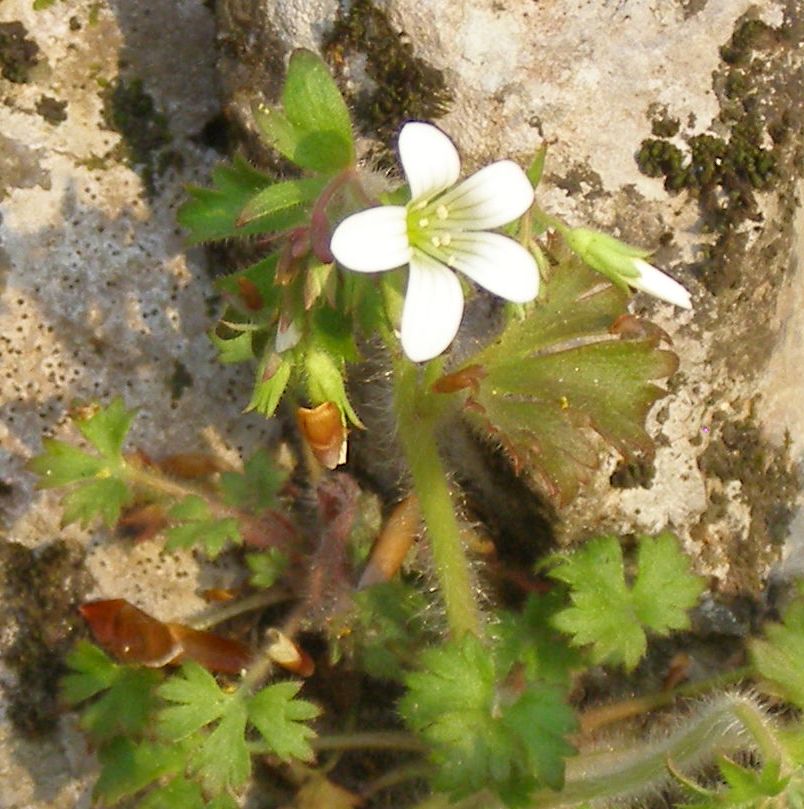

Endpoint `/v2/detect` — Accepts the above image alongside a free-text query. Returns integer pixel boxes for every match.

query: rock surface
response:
[0,0,801,805]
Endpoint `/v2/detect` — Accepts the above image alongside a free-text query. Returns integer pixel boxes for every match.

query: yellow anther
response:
[441,233,452,246]
[436,204,449,220]
[418,217,430,228]
[431,236,441,247]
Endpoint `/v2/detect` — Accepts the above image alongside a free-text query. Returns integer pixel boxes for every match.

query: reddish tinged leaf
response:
[167,623,251,676]
[431,364,486,395]
[462,257,679,506]
[296,401,347,469]
[359,494,420,588]
[80,599,252,675]
[158,453,223,479]
[117,503,169,542]
[235,276,264,311]
[80,600,181,667]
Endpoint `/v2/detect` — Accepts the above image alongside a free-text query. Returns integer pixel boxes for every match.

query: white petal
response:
[631,259,692,309]
[398,122,461,203]
[330,206,410,272]
[401,252,464,362]
[437,160,534,229]
[448,232,539,303]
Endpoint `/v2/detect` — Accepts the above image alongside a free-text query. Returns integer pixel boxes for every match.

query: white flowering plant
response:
[30,49,804,809]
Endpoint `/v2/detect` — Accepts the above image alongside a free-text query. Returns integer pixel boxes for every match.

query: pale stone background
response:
[0,0,801,805]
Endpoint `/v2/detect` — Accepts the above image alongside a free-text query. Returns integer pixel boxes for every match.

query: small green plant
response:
[30,49,803,808]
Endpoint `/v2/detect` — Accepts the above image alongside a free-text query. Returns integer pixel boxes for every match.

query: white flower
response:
[330,122,538,362]
[565,228,692,310]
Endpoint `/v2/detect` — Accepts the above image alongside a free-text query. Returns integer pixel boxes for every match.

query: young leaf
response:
[156,662,231,742]
[191,699,250,794]
[27,439,106,488]
[750,591,804,709]
[61,477,130,528]
[76,397,137,459]
[178,157,306,245]
[246,549,289,589]
[400,633,576,805]
[493,592,582,687]
[248,680,321,762]
[679,757,793,808]
[157,663,251,792]
[459,256,678,505]
[236,176,326,227]
[547,533,705,671]
[219,449,286,512]
[254,49,355,173]
[165,495,241,558]
[62,642,162,743]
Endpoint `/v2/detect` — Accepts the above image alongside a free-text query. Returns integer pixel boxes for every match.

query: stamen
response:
[418,217,430,228]
[436,204,449,220]
[440,233,452,246]
[431,236,441,247]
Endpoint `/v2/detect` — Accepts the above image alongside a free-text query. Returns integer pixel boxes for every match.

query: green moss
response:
[36,95,68,125]
[101,76,174,196]
[697,412,799,591]
[0,21,40,84]
[636,11,797,295]
[609,457,656,489]
[322,0,452,165]
[0,540,93,736]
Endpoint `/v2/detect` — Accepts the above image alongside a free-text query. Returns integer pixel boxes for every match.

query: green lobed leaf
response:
[459,256,678,505]
[61,641,119,705]
[76,397,137,458]
[165,495,241,558]
[61,476,131,528]
[348,580,431,681]
[679,756,793,808]
[248,680,321,762]
[219,449,287,512]
[156,662,230,742]
[80,667,162,743]
[28,439,106,488]
[136,776,206,809]
[493,592,582,687]
[400,633,576,806]
[191,700,251,793]
[246,549,289,589]
[750,591,804,709]
[547,533,704,671]
[93,737,189,805]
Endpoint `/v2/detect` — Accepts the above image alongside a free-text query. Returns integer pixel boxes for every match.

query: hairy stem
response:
[394,360,481,638]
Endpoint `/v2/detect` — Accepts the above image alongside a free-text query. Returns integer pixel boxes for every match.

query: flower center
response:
[406,197,457,266]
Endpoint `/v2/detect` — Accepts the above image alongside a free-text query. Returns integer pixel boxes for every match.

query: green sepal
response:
[304,346,363,427]
[246,352,293,416]
[526,145,547,188]
[209,327,255,364]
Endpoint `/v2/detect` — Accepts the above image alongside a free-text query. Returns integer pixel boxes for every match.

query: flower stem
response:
[393,360,481,639]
